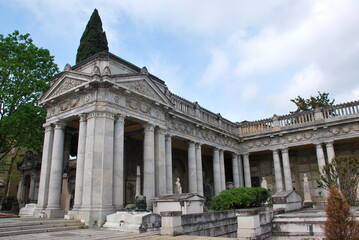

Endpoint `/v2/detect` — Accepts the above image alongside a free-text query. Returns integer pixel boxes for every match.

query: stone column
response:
[46,121,66,217]
[165,135,173,194]
[316,143,326,174]
[219,150,226,190]
[213,148,221,194]
[281,148,293,191]
[195,143,204,196]
[325,141,335,164]
[155,127,166,196]
[79,112,115,227]
[17,175,24,204]
[35,124,54,214]
[72,114,87,210]
[113,115,125,210]
[143,124,155,208]
[232,153,240,188]
[272,149,283,192]
[238,155,244,187]
[243,153,252,187]
[29,172,36,202]
[188,141,197,193]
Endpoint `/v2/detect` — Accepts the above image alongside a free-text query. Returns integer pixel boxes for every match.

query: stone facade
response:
[32,51,359,226]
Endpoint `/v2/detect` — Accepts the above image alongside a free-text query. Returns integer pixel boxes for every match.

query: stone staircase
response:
[0,218,87,237]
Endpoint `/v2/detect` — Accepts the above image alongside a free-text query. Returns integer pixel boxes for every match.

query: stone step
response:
[0,219,82,229]
[0,221,84,232]
[0,219,87,237]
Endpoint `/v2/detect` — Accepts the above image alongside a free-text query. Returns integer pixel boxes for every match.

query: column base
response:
[79,206,115,228]
[65,210,80,220]
[45,208,65,218]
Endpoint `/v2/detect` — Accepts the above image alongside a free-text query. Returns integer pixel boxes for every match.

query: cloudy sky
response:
[1,0,359,122]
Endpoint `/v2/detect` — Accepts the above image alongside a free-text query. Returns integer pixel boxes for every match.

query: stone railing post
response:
[160,211,183,236]
[314,108,324,120]
[236,209,261,240]
[272,114,279,128]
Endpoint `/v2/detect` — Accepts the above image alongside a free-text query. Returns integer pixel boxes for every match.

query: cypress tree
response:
[76,9,109,64]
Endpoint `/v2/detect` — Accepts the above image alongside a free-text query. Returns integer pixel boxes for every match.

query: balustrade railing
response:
[238,100,359,135]
[170,92,359,136]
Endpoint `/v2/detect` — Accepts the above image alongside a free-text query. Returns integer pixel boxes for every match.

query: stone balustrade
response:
[238,100,359,135]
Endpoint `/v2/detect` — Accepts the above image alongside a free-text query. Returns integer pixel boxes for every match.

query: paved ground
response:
[0,229,325,240]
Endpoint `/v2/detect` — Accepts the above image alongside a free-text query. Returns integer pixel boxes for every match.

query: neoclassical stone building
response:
[34,51,359,226]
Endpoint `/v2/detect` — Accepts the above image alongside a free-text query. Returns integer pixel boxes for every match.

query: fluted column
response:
[113,115,125,209]
[281,148,293,191]
[213,148,221,194]
[72,114,87,210]
[165,135,173,194]
[196,143,204,196]
[238,155,244,187]
[243,153,252,187]
[29,172,36,202]
[155,127,166,196]
[219,150,226,190]
[35,124,54,212]
[188,141,197,193]
[143,124,155,208]
[272,149,283,192]
[232,153,240,188]
[316,143,326,174]
[325,141,335,164]
[46,121,66,215]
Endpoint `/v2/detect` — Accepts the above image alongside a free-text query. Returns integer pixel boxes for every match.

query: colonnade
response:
[269,141,335,193]
[35,111,255,222]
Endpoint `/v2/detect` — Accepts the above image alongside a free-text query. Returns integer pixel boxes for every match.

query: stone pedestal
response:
[160,211,183,236]
[236,208,273,240]
[19,203,37,217]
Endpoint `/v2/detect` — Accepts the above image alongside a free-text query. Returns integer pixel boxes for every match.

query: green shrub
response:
[211,187,269,211]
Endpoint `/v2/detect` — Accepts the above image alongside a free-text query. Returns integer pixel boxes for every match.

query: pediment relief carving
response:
[42,77,87,102]
[118,79,169,105]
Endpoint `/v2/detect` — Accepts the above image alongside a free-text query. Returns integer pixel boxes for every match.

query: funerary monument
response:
[30,51,359,226]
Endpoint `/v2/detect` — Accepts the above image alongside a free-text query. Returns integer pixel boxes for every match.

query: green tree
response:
[0,30,58,201]
[76,9,109,64]
[318,155,359,206]
[324,186,359,240]
[290,91,335,113]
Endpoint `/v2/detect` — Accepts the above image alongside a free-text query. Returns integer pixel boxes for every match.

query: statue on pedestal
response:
[175,178,182,194]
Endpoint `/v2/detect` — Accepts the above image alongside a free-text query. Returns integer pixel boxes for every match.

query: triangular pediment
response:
[116,77,171,106]
[40,75,89,103]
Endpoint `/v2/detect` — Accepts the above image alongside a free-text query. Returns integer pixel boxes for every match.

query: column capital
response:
[324,140,334,146]
[195,143,202,148]
[281,147,289,154]
[143,123,155,132]
[115,114,125,123]
[165,134,172,140]
[188,140,196,147]
[219,149,224,154]
[43,124,53,132]
[272,149,279,154]
[155,127,166,135]
[315,143,323,149]
[242,152,249,157]
[232,152,238,158]
[54,121,66,129]
[79,114,87,122]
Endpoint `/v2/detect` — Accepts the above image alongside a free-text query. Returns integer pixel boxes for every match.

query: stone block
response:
[153,193,204,215]
[272,190,302,212]
[19,203,37,217]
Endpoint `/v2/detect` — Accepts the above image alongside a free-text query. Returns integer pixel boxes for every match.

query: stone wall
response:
[181,210,238,238]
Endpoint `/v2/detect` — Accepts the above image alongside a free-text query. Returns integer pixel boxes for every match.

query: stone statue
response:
[175,178,182,194]
[261,177,268,189]
[134,195,147,211]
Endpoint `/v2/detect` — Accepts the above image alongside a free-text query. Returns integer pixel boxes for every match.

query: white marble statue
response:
[261,177,268,189]
[175,178,182,194]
